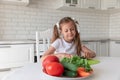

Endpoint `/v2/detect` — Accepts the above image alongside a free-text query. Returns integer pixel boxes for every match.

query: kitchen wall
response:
[110,12,120,39]
[0,0,109,40]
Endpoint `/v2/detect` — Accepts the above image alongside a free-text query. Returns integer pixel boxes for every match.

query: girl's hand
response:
[82,45,96,59]
[54,53,72,59]
[40,55,49,62]
[41,53,72,62]
[84,51,95,59]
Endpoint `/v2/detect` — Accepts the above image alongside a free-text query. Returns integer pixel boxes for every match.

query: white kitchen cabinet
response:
[101,0,120,10]
[82,0,120,10]
[56,0,82,10]
[0,44,34,69]
[82,40,109,57]
[109,41,120,57]
[82,41,97,55]
[96,40,109,56]
[0,0,29,6]
[81,0,101,9]
[56,0,102,11]
[62,0,80,7]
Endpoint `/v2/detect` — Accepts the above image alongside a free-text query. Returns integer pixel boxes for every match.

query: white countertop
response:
[0,39,109,44]
[0,37,120,44]
[0,40,34,44]
[0,39,40,44]
[1,57,120,80]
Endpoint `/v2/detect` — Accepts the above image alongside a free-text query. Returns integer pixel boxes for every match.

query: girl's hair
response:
[51,17,82,56]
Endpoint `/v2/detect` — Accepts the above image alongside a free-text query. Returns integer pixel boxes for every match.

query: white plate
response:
[41,70,93,80]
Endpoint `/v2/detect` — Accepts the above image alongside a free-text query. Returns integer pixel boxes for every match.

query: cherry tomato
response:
[45,62,64,76]
[42,55,59,68]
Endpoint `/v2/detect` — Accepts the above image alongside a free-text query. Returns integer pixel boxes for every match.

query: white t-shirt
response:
[51,38,77,55]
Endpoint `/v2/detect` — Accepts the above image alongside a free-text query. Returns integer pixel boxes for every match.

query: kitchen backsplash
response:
[0,0,114,40]
[109,12,120,39]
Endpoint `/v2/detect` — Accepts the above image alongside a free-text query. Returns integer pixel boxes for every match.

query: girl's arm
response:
[81,45,96,59]
[54,53,72,59]
[41,46,72,61]
[41,46,56,61]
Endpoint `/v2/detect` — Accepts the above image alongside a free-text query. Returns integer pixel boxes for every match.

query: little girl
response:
[42,17,96,60]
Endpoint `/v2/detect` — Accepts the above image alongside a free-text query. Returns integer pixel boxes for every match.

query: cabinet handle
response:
[107,7,115,9]
[18,0,22,1]
[83,42,89,44]
[0,68,11,71]
[69,4,76,7]
[101,41,106,43]
[115,41,120,44]
[88,7,95,9]
[0,46,11,48]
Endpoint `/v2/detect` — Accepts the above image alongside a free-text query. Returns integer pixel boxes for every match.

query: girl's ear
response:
[59,29,62,34]
[60,34,63,38]
[60,31,64,38]
[60,29,61,33]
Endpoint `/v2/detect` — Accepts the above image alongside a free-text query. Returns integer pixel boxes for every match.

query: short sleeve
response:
[51,39,60,49]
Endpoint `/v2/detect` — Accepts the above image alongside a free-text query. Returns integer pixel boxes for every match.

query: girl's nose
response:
[68,30,72,33]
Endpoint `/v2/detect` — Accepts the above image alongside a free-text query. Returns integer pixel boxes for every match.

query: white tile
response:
[0,0,111,40]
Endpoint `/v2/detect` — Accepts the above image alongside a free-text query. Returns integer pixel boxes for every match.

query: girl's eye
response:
[64,29,68,32]
[65,30,68,32]
[71,28,74,31]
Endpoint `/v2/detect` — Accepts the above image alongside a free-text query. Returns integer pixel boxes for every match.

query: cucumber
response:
[63,70,78,77]
[61,62,78,71]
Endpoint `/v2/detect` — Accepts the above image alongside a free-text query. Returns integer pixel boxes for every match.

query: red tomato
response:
[42,55,59,68]
[77,67,91,77]
[45,62,64,76]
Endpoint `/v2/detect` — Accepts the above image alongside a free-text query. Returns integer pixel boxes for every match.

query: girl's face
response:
[60,21,76,43]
